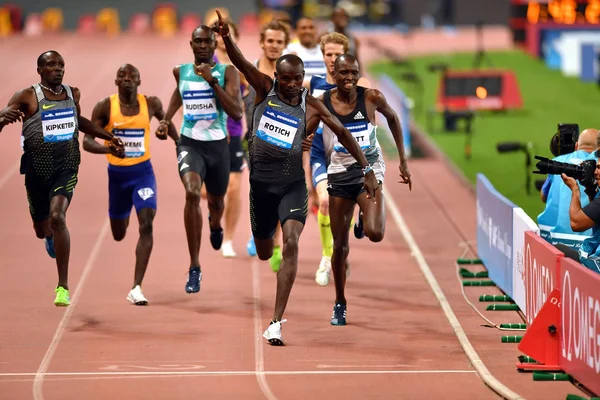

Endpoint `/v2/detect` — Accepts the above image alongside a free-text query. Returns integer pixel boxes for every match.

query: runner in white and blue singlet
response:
[309,32,370,287]
[319,54,412,327]
[156,25,243,295]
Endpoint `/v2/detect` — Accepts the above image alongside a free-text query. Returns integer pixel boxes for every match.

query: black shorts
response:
[249,179,308,240]
[229,136,245,173]
[176,135,230,197]
[327,182,364,201]
[327,180,383,202]
[24,169,78,222]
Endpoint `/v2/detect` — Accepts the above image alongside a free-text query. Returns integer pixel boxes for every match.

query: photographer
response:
[558,161,600,274]
[537,129,598,245]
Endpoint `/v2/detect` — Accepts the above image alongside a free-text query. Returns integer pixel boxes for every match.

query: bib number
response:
[256,107,300,149]
[113,128,145,158]
[182,90,217,121]
[41,107,76,143]
[334,121,370,153]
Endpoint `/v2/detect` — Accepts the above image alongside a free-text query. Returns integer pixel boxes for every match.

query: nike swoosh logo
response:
[54,186,63,192]
[113,122,128,127]
[290,208,302,212]
[268,100,281,107]
[42,104,56,110]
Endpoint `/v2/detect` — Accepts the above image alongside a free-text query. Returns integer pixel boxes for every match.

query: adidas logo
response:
[354,111,364,120]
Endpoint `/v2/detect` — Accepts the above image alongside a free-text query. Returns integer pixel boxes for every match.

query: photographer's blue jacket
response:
[537,150,595,247]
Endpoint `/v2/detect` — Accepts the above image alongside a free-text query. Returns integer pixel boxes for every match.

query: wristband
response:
[363,165,373,175]
[207,77,218,87]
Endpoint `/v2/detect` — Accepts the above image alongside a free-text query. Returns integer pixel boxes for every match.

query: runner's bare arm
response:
[213,11,273,104]
[0,90,30,133]
[163,67,183,123]
[83,97,111,154]
[369,88,411,190]
[147,96,179,142]
[155,67,183,138]
[72,87,119,142]
[195,63,242,121]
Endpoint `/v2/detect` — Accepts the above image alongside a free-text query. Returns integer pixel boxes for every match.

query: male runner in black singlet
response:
[0,50,124,307]
[212,11,379,345]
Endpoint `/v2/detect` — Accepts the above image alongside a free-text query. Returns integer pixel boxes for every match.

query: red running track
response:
[0,33,589,400]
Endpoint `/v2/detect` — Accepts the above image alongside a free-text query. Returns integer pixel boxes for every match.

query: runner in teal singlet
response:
[156,26,243,295]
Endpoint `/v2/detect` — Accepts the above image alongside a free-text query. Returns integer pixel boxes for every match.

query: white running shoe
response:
[263,319,287,346]
[315,256,332,286]
[221,241,237,258]
[127,285,148,306]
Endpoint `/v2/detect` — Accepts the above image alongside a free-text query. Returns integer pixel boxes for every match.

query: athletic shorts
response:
[176,135,230,197]
[229,136,245,173]
[24,168,78,222]
[249,179,308,240]
[108,159,157,220]
[309,132,328,188]
[327,160,385,201]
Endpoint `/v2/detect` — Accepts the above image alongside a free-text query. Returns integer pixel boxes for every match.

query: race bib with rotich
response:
[256,107,300,149]
[182,90,217,121]
[41,107,76,143]
[113,128,145,158]
[333,121,370,153]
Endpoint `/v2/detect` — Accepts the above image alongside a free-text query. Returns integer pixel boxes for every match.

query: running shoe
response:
[263,319,287,346]
[208,214,223,250]
[315,256,332,286]
[45,236,56,259]
[354,211,366,239]
[54,286,70,307]
[185,266,202,293]
[269,246,282,273]
[247,236,257,257]
[221,241,237,258]
[330,303,347,326]
[127,285,148,305]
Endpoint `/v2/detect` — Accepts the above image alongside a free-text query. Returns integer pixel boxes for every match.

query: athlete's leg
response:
[133,208,155,288]
[272,219,304,321]
[49,194,71,291]
[250,181,279,260]
[107,167,134,242]
[203,138,230,251]
[222,136,245,257]
[315,179,334,286]
[263,181,308,346]
[25,172,54,257]
[177,137,207,275]
[181,171,203,268]
[356,185,385,243]
[269,223,283,272]
[328,195,356,307]
[223,171,242,256]
[130,166,158,291]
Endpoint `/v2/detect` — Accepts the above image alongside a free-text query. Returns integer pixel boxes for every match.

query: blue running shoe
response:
[353,211,366,239]
[45,236,56,259]
[247,236,257,257]
[330,303,347,326]
[185,267,202,293]
[208,214,223,250]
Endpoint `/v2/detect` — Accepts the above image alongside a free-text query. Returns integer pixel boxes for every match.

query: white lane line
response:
[383,187,526,400]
